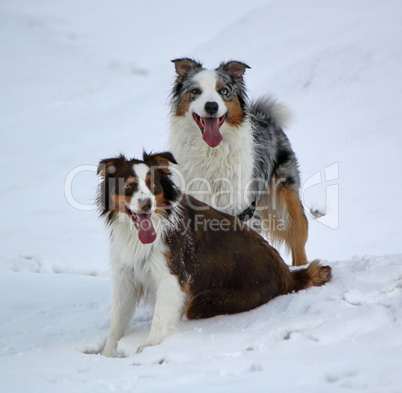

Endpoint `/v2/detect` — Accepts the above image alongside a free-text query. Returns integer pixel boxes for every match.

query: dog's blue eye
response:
[220,88,229,96]
[191,88,201,95]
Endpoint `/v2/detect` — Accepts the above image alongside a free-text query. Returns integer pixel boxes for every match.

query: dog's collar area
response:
[237,200,256,222]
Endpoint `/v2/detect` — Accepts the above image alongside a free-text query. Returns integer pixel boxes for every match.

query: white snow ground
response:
[1,0,402,392]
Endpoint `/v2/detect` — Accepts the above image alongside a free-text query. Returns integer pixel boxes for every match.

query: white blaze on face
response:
[189,70,227,118]
[128,163,157,245]
[129,163,155,213]
[189,70,228,148]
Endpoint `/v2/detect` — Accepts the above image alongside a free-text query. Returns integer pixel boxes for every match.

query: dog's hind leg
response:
[184,288,275,320]
[258,184,309,267]
[279,186,309,266]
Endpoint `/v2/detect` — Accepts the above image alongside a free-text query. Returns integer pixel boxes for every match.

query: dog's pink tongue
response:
[203,117,223,147]
[136,214,157,244]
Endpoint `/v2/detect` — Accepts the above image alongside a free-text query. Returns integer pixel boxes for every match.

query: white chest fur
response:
[170,117,255,215]
[102,213,186,356]
[109,214,169,293]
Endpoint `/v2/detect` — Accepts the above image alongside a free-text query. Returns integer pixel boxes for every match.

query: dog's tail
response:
[290,260,332,292]
[250,96,293,129]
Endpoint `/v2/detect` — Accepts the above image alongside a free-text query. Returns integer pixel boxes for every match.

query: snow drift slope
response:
[1,255,402,393]
[1,0,402,392]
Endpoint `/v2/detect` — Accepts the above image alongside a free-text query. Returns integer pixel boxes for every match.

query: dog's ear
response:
[97,158,117,177]
[217,61,250,83]
[171,58,202,79]
[97,155,127,176]
[143,151,178,174]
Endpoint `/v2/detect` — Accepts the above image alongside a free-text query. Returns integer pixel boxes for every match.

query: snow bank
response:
[1,255,401,392]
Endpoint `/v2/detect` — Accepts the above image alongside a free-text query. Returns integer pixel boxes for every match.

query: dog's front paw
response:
[101,348,114,357]
[101,347,126,358]
[101,341,119,357]
[136,340,161,354]
[136,344,147,354]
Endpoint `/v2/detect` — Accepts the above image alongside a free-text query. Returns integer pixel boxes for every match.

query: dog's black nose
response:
[204,101,219,115]
[138,198,152,212]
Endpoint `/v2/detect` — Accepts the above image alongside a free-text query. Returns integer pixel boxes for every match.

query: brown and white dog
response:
[170,58,309,266]
[97,152,331,356]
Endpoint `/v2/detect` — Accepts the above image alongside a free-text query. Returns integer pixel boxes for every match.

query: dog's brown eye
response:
[124,182,136,192]
[191,88,201,95]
